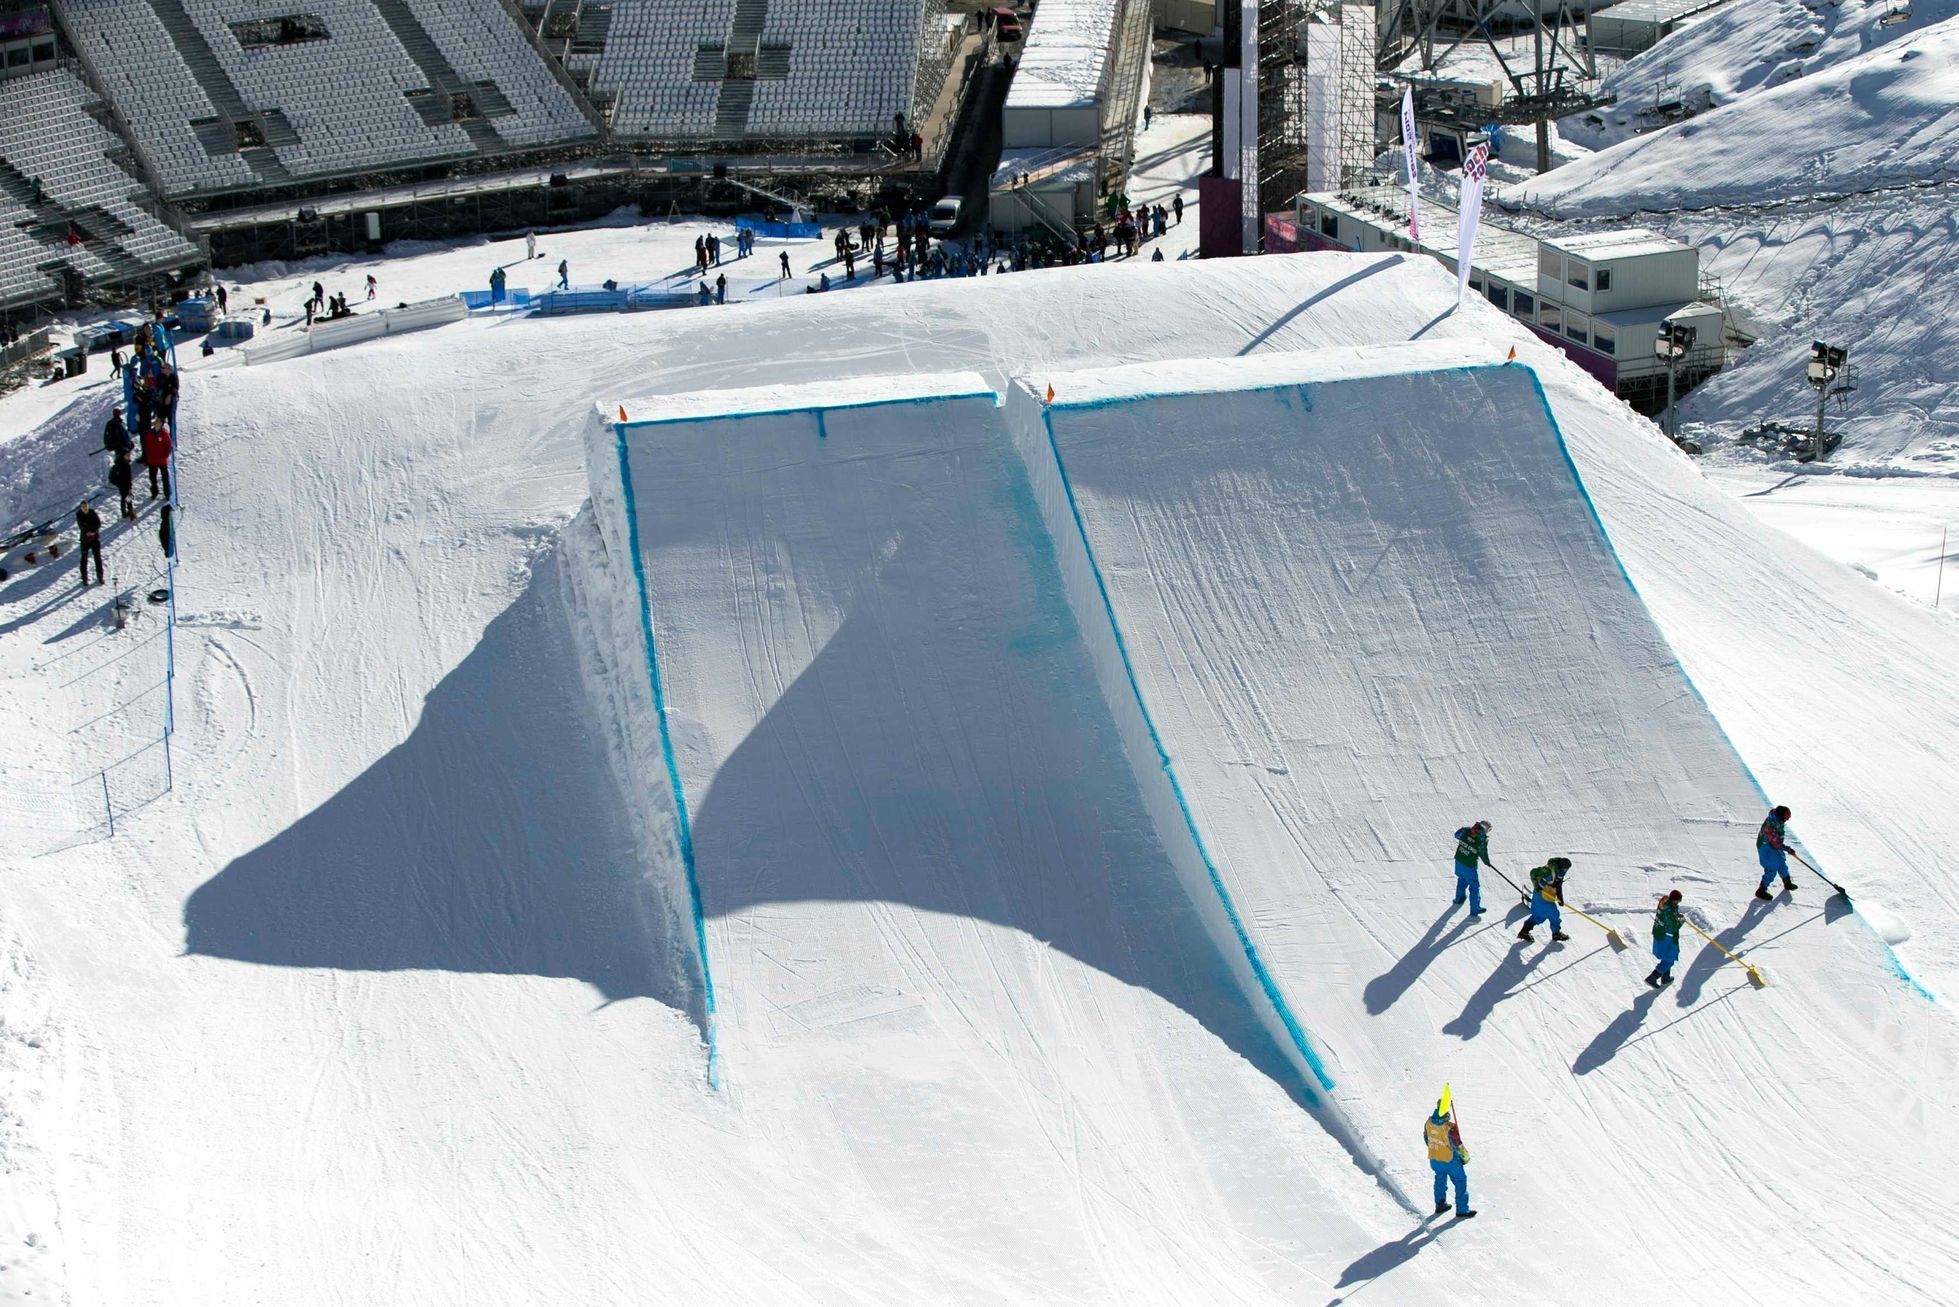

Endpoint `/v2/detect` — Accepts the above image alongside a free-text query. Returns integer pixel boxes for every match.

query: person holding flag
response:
[1451,820,1493,916]
[1425,1087,1476,1219]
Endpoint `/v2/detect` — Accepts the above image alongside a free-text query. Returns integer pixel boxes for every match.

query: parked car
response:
[927,195,965,235]
[991,7,1024,42]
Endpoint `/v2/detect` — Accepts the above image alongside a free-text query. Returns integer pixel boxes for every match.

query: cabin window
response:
[1539,304,1562,334]
[1565,313,1589,345]
[1567,261,1590,291]
[1592,323,1616,355]
[1513,290,1535,318]
[1539,248,1561,278]
[1486,284,1509,312]
[1320,211,1339,238]
[1595,267,1612,292]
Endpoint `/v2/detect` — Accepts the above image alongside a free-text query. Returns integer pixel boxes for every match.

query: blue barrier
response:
[735,216,822,241]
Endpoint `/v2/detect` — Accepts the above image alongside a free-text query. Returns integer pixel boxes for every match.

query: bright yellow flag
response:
[1438,1083,1453,1117]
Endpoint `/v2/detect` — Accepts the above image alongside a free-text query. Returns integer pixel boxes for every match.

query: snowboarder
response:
[1647,890,1684,987]
[366,274,377,301]
[556,259,569,289]
[75,500,104,587]
[1451,820,1493,916]
[525,230,537,260]
[1425,1105,1475,1218]
[779,250,792,279]
[1517,857,1572,943]
[1754,805,1798,900]
[140,414,172,500]
[108,447,134,519]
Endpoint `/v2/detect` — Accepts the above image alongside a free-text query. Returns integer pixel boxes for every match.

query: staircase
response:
[145,0,291,181]
[712,0,770,138]
[372,0,509,151]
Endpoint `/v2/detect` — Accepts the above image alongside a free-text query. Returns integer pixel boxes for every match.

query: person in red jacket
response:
[140,414,172,500]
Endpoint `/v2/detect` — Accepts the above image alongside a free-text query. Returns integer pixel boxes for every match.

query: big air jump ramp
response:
[582,345,1934,1301]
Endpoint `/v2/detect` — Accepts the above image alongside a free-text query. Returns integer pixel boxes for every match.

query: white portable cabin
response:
[1587,0,1723,56]
[1000,0,1120,150]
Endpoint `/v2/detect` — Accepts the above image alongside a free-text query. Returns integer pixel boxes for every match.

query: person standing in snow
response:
[366,274,377,301]
[1173,193,1184,225]
[556,259,569,289]
[526,230,537,260]
[102,406,131,458]
[697,279,712,306]
[715,273,727,305]
[1754,805,1798,900]
[489,265,507,305]
[1517,857,1572,943]
[1425,1104,1475,1219]
[75,500,104,587]
[108,447,134,520]
[1451,820,1493,916]
[215,284,229,315]
[1647,890,1684,988]
[140,413,172,500]
[779,250,792,279]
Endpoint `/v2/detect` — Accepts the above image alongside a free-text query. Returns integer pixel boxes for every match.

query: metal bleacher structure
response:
[0,0,966,311]
[0,67,200,308]
[583,0,953,148]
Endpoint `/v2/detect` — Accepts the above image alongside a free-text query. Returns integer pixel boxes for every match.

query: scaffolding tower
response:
[1256,1,1373,224]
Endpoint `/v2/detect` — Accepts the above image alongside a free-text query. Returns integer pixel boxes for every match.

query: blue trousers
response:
[1529,897,1562,931]
[1758,845,1790,892]
[1651,934,1679,979]
[1432,1159,1468,1210]
[1453,862,1483,913]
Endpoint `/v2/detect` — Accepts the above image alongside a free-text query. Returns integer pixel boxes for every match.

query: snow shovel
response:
[1561,902,1629,951]
[1484,859,1532,904]
[1683,919,1768,989]
[1786,849,1850,900]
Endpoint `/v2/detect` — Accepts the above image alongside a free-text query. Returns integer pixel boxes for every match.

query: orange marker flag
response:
[618,404,628,421]
[1506,346,1517,361]
[1044,384,1055,406]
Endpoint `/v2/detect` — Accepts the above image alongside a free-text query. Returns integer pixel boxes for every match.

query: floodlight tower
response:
[1807,341,1849,461]
[1655,319,1696,441]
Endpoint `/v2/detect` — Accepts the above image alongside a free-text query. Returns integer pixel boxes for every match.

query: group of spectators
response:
[80,320,177,587]
[303,276,378,325]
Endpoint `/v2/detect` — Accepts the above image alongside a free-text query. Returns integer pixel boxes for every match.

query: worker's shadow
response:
[1572,985,1664,1075]
[1442,942,1547,1039]
[1675,897,1772,1005]
[1363,907,1470,1014]
[1332,1217,1448,1293]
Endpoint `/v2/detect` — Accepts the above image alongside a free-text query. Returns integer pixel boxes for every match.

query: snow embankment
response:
[1568,0,1959,151]
[1522,15,1959,212]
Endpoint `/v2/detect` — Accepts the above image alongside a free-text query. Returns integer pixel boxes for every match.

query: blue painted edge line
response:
[1040,408,1339,1093]
[619,387,997,429]
[612,421,724,1085]
[1514,363,1934,1002]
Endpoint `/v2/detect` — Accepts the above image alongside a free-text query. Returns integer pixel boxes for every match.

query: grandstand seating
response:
[402,0,595,148]
[180,0,474,177]
[0,69,200,307]
[589,0,948,143]
[56,0,593,197]
[60,0,263,194]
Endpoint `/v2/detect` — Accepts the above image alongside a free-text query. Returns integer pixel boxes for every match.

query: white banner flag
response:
[1456,142,1489,306]
[1401,88,1420,242]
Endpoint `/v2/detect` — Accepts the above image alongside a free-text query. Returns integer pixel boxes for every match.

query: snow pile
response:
[1521,13,1959,211]
[1,250,1955,1301]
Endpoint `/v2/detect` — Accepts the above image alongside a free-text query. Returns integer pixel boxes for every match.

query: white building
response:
[1290,186,1729,409]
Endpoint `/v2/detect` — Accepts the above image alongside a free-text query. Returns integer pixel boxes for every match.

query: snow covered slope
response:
[1010,342,1959,1301]
[1522,14,1959,211]
[1569,0,1959,151]
[2,251,1954,1302]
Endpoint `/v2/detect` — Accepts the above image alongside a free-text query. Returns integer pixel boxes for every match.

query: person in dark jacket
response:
[1754,805,1798,900]
[1647,890,1684,988]
[140,415,172,500]
[158,502,174,559]
[103,407,131,457]
[108,447,134,519]
[76,500,104,586]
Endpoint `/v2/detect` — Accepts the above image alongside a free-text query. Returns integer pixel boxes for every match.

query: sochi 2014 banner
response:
[1456,142,1489,306]
[1401,87,1420,242]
